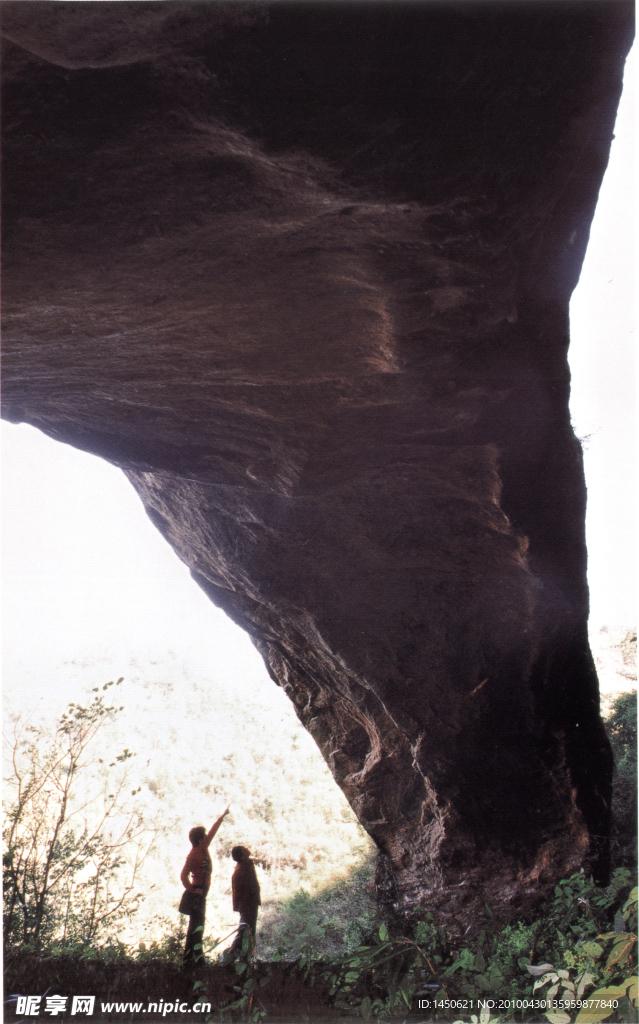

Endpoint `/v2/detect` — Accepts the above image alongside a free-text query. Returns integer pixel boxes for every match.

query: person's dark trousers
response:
[229,906,258,956]
[183,899,206,964]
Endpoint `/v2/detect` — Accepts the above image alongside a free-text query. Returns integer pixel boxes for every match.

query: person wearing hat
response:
[228,845,261,957]
[179,805,230,964]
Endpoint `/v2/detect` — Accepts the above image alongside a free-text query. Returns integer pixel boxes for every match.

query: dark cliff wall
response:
[2,1,634,930]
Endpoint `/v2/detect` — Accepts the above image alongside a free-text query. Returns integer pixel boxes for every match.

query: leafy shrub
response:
[5,870,637,1023]
[256,872,636,1023]
[3,681,163,951]
[257,857,377,960]
[524,884,638,1024]
[605,689,638,869]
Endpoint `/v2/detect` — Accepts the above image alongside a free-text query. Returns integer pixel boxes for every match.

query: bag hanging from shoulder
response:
[179,890,203,915]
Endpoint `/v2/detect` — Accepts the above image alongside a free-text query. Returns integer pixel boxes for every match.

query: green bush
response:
[3,682,162,951]
[257,858,377,960]
[606,689,638,869]
[5,870,637,1022]
[284,871,637,1023]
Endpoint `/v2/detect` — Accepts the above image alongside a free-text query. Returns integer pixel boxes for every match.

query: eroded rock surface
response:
[2,1,633,931]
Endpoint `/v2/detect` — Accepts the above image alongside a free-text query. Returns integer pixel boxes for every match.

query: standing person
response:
[228,846,261,958]
[179,805,230,965]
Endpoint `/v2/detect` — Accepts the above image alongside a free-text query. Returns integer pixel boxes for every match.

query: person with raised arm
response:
[179,805,230,965]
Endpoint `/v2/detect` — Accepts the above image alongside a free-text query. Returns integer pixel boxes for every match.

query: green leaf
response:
[591,983,632,999]
[575,1007,616,1023]
[235,962,247,975]
[605,935,636,972]
[222,996,249,1012]
[544,1012,571,1024]
[359,996,372,1018]
[534,974,556,991]
[474,951,486,972]
[575,985,629,1023]
[577,971,595,998]
[528,963,556,976]
[379,923,389,942]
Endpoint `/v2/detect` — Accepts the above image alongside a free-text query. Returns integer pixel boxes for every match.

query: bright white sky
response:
[2,48,635,714]
[1,426,272,712]
[568,45,636,630]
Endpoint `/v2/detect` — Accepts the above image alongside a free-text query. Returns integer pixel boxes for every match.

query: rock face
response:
[2,1,633,931]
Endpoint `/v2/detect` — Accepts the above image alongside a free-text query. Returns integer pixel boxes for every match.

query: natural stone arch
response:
[2,0,633,932]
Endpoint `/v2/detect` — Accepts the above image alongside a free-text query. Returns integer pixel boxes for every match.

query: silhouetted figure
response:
[179,806,229,965]
[228,846,261,958]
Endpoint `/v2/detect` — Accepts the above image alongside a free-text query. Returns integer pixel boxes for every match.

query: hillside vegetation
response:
[4,632,636,1022]
[4,651,376,958]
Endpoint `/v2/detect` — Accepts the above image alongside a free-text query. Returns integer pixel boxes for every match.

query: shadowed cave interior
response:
[1,0,634,932]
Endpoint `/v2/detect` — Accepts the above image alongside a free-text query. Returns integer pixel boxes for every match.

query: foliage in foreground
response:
[3,680,636,1023]
[193,871,637,1023]
[14,869,634,1024]
[3,683,162,950]
[606,688,637,869]
[257,858,377,959]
